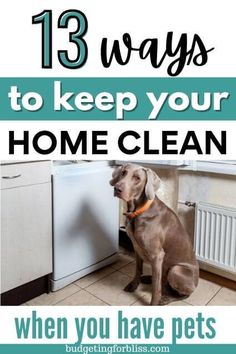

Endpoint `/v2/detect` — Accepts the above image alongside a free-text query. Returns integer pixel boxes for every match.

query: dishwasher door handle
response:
[2,174,22,179]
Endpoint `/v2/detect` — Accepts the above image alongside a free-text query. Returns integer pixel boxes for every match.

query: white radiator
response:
[194,202,236,279]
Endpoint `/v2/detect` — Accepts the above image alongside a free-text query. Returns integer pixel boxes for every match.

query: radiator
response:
[194,202,236,279]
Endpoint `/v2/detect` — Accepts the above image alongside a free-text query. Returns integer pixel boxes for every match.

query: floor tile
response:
[185,278,221,305]
[132,294,151,306]
[207,287,236,305]
[26,284,80,306]
[110,253,134,270]
[74,266,115,289]
[86,271,142,305]
[56,290,107,306]
[134,283,152,304]
[167,300,192,306]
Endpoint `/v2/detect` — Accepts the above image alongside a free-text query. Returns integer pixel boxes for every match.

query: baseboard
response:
[200,270,236,291]
[1,274,51,306]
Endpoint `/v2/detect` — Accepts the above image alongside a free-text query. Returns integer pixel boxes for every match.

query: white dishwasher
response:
[51,161,119,291]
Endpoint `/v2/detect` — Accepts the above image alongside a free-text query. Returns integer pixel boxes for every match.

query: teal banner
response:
[0,78,235,120]
[0,344,236,354]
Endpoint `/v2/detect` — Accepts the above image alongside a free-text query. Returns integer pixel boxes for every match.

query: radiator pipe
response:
[178,200,196,207]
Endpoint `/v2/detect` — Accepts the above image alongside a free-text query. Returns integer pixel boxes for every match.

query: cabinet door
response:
[1,183,52,293]
[52,166,119,280]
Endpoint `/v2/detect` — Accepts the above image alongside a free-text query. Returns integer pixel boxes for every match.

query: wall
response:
[178,171,236,242]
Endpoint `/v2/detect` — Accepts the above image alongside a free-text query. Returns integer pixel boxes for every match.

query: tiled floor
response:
[25,249,236,306]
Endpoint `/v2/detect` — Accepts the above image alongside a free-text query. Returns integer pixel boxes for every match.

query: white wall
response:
[178,171,236,242]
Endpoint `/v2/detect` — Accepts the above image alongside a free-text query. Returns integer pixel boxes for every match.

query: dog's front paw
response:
[124,281,139,292]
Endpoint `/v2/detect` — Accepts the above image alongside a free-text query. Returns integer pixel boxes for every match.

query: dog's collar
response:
[125,199,154,220]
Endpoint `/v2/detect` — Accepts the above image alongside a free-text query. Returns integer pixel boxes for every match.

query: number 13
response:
[32,9,88,69]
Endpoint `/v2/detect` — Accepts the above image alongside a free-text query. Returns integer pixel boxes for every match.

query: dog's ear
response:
[144,168,161,199]
[109,165,123,186]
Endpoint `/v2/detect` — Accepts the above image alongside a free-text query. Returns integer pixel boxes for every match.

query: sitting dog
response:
[110,163,199,305]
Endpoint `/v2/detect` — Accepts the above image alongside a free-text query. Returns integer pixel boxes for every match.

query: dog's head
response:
[110,163,161,202]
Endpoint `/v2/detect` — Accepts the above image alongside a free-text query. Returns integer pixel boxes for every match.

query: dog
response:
[110,163,199,305]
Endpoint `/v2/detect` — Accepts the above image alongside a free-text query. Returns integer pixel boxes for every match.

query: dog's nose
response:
[114,186,123,194]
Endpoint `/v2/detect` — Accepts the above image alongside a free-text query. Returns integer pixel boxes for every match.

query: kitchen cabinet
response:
[1,161,52,303]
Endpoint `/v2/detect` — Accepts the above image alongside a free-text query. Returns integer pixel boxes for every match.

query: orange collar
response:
[125,199,154,220]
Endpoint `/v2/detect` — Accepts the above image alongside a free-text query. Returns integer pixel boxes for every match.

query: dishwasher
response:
[51,161,119,291]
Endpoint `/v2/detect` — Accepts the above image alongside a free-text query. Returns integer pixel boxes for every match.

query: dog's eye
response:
[120,170,126,176]
[133,175,140,182]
